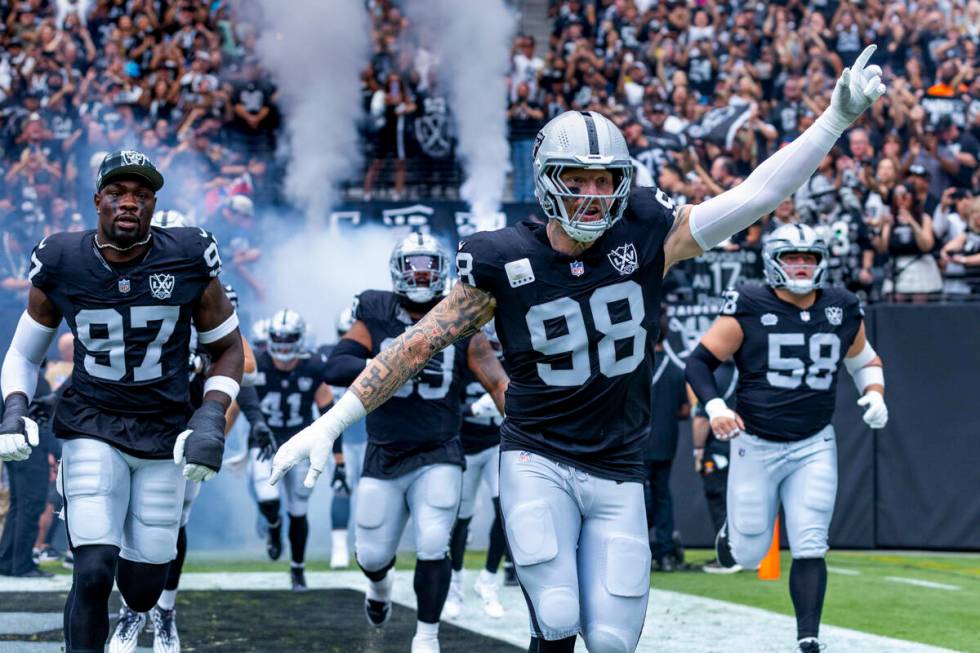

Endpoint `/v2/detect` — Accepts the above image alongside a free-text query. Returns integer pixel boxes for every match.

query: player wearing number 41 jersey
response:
[0,150,244,653]
[686,223,888,653]
[272,45,887,653]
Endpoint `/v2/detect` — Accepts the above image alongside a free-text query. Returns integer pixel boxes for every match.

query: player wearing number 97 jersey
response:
[273,52,888,653]
[685,223,888,653]
[0,150,244,653]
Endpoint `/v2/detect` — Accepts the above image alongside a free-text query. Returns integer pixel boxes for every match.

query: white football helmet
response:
[533,110,633,243]
[763,223,829,295]
[151,209,190,229]
[336,306,354,337]
[268,309,308,362]
[251,318,271,349]
[389,232,449,304]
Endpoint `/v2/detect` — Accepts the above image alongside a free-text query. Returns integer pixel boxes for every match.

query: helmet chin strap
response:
[95,231,152,252]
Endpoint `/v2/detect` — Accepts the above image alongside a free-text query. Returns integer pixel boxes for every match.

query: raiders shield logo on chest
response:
[149,273,175,300]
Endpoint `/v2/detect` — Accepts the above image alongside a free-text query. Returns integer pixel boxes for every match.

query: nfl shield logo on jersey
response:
[149,273,175,300]
[297,377,313,392]
[570,260,585,277]
[118,278,131,294]
[825,306,843,326]
[608,243,638,276]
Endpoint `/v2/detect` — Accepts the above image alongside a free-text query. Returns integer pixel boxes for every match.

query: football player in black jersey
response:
[685,224,888,653]
[272,46,886,653]
[251,308,335,591]
[444,320,508,620]
[0,150,244,653]
[321,234,508,653]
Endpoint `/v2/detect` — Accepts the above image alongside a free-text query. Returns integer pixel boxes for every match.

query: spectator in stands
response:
[507,81,545,202]
[362,72,415,200]
[940,198,980,295]
[875,184,942,300]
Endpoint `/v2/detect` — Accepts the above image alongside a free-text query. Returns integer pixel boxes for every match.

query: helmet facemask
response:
[537,161,633,243]
[268,309,307,362]
[764,247,828,294]
[390,252,447,304]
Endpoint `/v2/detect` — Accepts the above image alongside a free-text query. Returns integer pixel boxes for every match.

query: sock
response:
[486,497,508,573]
[163,526,187,592]
[478,569,497,586]
[64,545,117,652]
[258,500,280,527]
[448,516,471,573]
[414,557,452,623]
[157,589,177,611]
[416,619,439,638]
[790,558,828,640]
[367,575,391,602]
[288,514,308,565]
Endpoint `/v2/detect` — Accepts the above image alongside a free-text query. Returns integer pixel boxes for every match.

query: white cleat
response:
[411,633,441,653]
[443,571,464,619]
[150,605,180,653]
[108,605,147,653]
[474,571,504,619]
[330,529,350,569]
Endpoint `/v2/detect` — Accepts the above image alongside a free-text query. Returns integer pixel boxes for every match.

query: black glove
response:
[331,462,350,496]
[253,421,278,462]
[181,399,226,473]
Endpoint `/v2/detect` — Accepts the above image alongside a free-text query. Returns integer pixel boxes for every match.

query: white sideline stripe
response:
[828,566,861,576]
[0,572,963,653]
[885,576,961,591]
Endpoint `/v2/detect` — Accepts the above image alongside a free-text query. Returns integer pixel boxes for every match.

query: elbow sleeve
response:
[684,344,724,405]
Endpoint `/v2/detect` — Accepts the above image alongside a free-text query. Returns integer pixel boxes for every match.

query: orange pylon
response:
[758,516,781,580]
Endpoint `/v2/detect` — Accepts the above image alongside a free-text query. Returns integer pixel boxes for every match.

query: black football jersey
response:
[355,290,469,479]
[457,187,676,482]
[459,366,501,455]
[253,350,332,443]
[723,284,863,441]
[29,226,221,457]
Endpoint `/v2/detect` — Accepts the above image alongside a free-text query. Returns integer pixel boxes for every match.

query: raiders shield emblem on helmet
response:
[149,273,175,300]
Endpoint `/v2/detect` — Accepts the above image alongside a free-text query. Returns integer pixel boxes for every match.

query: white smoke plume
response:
[406,0,516,225]
[252,0,370,220]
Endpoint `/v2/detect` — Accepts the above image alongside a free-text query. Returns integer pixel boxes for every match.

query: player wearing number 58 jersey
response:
[686,224,888,653]
[324,234,508,653]
[273,46,887,653]
[0,150,243,653]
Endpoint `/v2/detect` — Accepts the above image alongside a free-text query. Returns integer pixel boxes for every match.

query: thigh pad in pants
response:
[249,448,279,503]
[121,456,185,564]
[283,462,313,516]
[355,476,408,571]
[409,464,461,561]
[59,438,130,549]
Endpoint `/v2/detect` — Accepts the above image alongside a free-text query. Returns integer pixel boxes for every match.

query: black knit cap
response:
[96,150,165,192]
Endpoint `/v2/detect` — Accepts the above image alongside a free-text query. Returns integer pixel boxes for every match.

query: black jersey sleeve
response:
[176,227,223,281]
[456,232,503,296]
[354,289,393,326]
[719,286,759,320]
[28,233,67,294]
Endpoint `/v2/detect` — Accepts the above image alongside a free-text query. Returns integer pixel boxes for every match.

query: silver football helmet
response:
[389,233,449,304]
[763,224,829,295]
[336,306,355,337]
[151,209,190,229]
[268,309,307,362]
[251,318,271,349]
[533,110,633,243]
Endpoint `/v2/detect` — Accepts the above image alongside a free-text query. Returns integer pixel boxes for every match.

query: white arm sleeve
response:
[1,311,57,402]
[688,113,843,251]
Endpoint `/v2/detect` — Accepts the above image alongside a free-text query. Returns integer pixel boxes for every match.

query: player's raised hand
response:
[270,420,339,488]
[857,390,888,429]
[829,45,886,127]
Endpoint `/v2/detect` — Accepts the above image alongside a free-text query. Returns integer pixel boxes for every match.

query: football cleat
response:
[108,605,147,653]
[150,605,180,653]
[702,558,744,575]
[714,522,739,570]
[654,555,676,572]
[266,521,282,561]
[473,571,504,619]
[443,571,463,619]
[290,565,308,592]
[796,637,824,652]
[364,597,392,628]
[411,632,441,653]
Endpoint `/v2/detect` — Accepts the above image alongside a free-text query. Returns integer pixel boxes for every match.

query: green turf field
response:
[39,548,979,651]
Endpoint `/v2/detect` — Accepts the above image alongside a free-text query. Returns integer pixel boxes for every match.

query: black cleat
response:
[714,522,738,570]
[266,521,282,561]
[796,638,824,653]
[290,566,307,592]
[503,561,518,586]
[653,555,676,572]
[364,598,391,628]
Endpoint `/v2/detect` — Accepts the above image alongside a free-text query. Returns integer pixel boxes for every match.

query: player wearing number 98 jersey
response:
[273,51,888,653]
[685,223,888,653]
[324,233,508,653]
[0,150,244,653]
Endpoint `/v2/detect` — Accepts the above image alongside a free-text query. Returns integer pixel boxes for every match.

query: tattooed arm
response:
[270,282,497,488]
[351,282,497,412]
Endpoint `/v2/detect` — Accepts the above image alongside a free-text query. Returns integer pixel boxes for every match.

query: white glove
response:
[823,45,886,133]
[0,417,39,462]
[270,419,340,489]
[172,430,217,482]
[705,398,742,441]
[857,390,888,429]
[470,393,502,420]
